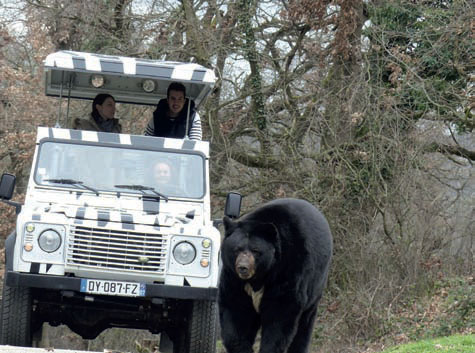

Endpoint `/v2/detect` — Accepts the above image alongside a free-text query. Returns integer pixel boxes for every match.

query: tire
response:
[174,300,218,353]
[0,279,33,346]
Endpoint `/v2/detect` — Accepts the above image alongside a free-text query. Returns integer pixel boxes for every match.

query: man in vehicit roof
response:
[144,82,202,140]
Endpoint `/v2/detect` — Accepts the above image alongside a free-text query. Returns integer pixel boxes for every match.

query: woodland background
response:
[0,1,473,352]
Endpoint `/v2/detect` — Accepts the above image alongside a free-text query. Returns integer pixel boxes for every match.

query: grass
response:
[310,275,473,352]
[393,276,474,342]
[380,334,474,353]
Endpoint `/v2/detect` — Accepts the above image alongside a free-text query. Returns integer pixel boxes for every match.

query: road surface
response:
[0,347,106,353]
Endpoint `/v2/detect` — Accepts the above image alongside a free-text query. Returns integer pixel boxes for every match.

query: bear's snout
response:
[235,251,256,280]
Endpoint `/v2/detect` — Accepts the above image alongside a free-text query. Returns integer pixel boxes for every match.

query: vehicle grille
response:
[67,225,167,274]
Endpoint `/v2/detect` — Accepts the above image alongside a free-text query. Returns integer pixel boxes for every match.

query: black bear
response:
[218,198,333,353]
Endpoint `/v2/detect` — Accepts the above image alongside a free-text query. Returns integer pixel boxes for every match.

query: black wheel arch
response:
[4,231,16,271]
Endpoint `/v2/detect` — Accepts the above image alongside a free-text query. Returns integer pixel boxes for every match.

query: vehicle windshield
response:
[34,141,205,199]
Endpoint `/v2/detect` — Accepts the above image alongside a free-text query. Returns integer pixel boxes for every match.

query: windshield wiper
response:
[114,184,169,202]
[44,178,99,195]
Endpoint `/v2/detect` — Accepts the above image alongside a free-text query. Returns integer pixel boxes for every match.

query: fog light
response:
[24,243,33,252]
[26,224,35,233]
[202,239,211,248]
[200,258,209,267]
[173,241,196,265]
[38,229,61,253]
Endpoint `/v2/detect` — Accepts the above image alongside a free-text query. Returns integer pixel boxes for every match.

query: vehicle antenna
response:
[185,97,191,139]
[55,71,64,128]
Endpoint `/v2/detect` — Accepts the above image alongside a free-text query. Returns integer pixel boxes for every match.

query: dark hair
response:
[167,82,186,98]
[92,93,115,114]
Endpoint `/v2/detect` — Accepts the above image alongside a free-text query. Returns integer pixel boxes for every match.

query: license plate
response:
[80,279,145,297]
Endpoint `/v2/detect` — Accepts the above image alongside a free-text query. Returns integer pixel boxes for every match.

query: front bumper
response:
[5,271,217,301]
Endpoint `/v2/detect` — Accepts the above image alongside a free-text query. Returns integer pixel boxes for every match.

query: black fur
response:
[218,198,333,353]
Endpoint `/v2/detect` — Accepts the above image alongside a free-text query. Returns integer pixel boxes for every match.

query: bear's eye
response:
[250,248,261,255]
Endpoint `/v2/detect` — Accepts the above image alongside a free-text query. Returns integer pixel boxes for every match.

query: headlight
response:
[38,229,62,253]
[173,241,196,265]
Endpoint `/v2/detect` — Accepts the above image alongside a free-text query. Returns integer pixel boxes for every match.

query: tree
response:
[0,0,473,349]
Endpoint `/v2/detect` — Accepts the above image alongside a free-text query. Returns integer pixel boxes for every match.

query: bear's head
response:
[222,216,278,283]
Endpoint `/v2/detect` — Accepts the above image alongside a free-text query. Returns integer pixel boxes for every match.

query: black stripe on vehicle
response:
[72,57,86,71]
[143,198,160,214]
[97,131,121,144]
[46,264,53,273]
[100,60,124,74]
[30,263,40,274]
[191,69,206,82]
[153,217,161,231]
[97,210,110,227]
[69,129,83,141]
[130,135,165,149]
[181,140,196,150]
[76,207,86,219]
[121,213,135,230]
[136,64,173,78]
[32,214,41,221]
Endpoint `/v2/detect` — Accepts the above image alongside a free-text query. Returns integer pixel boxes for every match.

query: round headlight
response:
[173,241,196,265]
[38,229,61,253]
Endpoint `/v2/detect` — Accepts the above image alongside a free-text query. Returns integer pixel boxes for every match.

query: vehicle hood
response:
[25,192,204,227]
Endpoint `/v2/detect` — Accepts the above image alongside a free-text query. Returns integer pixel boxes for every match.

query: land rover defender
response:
[0,51,241,353]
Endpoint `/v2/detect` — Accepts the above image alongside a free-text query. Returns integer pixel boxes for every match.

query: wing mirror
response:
[213,192,242,228]
[224,192,242,219]
[0,173,21,214]
[0,173,16,200]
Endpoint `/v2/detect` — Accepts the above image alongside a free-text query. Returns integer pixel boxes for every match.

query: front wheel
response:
[173,300,218,353]
[0,279,33,346]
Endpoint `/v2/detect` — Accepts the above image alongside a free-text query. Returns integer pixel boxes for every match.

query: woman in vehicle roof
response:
[72,93,122,133]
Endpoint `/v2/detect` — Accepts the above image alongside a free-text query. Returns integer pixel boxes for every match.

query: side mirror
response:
[0,173,16,200]
[224,192,242,219]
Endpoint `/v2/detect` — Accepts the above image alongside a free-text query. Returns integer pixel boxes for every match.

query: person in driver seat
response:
[152,160,181,195]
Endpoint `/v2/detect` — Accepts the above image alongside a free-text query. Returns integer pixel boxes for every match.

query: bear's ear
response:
[223,216,236,237]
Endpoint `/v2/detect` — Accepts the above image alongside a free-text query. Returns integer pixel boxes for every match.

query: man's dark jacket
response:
[152,99,196,139]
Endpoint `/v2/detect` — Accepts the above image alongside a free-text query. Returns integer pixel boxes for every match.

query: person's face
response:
[154,162,171,185]
[96,97,116,120]
[167,90,185,117]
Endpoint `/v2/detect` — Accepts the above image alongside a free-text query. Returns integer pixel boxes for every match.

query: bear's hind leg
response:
[286,305,318,353]
[220,305,260,353]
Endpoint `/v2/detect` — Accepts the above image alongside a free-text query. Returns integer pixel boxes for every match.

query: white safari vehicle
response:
[0,51,242,353]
